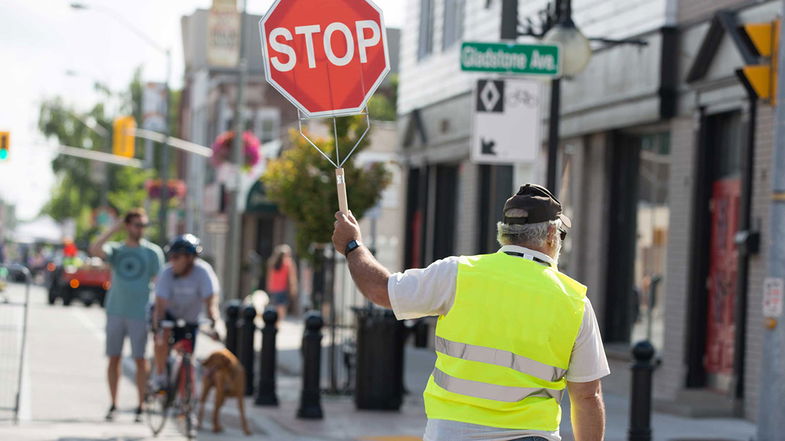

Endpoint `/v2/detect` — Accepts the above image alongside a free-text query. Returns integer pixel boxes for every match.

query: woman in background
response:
[266,244,297,321]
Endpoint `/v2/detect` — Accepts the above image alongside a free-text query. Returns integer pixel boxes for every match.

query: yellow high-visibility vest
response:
[424,252,587,431]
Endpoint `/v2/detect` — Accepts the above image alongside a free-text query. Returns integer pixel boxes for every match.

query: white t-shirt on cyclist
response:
[155,259,220,323]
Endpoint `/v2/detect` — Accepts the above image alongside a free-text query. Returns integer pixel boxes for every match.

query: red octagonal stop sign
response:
[259,0,390,118]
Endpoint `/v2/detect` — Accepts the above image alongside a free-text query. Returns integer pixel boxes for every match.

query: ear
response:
[547,225,558,245]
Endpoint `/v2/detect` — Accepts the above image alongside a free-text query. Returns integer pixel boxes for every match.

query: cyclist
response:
[151,234,219,404]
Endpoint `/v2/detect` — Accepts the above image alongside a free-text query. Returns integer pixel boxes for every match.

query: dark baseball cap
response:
[502,184,572,228]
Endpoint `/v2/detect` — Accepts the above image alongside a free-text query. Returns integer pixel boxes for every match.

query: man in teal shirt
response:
[90,208,164,422]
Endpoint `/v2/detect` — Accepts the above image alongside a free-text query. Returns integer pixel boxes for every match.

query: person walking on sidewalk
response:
[266,244,298,321]
[89,208,164,423]
[332,184,609,441]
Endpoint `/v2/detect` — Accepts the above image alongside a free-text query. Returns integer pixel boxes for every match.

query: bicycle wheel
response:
[174,360,196,439]
[146,363,170,436]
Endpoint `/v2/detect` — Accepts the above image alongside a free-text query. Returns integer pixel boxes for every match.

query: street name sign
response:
[259,0,391,117]
[461,41,561,77]
[471,78,542,165]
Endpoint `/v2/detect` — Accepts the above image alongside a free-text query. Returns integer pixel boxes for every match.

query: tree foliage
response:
[367,74,398,121]
[37,68,168,244]
[262,116,391,259]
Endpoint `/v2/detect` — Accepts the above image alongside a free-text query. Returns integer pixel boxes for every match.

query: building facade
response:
[180,5,299,298]
[397,0,778,421]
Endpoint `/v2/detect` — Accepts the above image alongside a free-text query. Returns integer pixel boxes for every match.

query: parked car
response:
[48,253,111,307]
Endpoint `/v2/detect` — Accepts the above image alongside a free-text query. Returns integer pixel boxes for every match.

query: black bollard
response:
[297,311,324,419]
[239,304,257,396]
[224,300,242,356]
[255,308,279,406]
[628,340,655,441]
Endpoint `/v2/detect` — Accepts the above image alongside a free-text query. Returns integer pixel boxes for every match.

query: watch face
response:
[346,240,360,254]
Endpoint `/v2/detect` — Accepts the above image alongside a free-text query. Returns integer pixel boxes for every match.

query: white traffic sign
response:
[142,82,167,131]
[471,78,541,165]
[763,277,784,318]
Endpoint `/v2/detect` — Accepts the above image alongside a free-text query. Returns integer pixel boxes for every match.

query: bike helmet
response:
[165,234,203,257]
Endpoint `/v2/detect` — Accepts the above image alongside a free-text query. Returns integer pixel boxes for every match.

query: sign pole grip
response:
[336,168,349,215]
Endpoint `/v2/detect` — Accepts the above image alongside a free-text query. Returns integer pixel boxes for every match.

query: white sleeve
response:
[201,264,220,299]
[565,297,611,383]
[387,256,460,320]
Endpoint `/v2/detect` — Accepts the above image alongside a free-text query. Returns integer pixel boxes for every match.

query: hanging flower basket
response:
[211,131,262,170]
[145,179,187,199]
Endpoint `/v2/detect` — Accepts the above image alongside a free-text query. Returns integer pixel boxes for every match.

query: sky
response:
[0,0,404,220]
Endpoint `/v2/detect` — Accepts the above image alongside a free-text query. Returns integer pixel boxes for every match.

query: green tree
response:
[367,74,398,121]
[262,116,391,259]
[37,68,176,244]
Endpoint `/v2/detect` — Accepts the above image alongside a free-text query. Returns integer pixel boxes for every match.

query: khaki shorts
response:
[105,315,148,359]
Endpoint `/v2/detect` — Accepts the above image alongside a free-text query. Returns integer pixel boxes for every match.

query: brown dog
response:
[197,349,252,435]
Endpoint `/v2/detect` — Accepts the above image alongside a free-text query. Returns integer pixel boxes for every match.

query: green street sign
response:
[460,41,561,76]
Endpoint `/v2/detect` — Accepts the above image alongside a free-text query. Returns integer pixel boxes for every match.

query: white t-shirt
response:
[387,245,610,441]
[155,259,220,323]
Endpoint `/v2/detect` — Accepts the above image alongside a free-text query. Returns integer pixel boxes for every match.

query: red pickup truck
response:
[48,253,111,307]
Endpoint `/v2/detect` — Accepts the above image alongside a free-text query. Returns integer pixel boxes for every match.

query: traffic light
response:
[112,116,136,158]
[738,19,780,104]
[0,131,9,160]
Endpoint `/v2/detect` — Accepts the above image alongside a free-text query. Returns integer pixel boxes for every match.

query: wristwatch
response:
[345,239,362,256]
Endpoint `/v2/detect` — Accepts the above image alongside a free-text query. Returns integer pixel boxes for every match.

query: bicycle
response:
[145,319,202,439]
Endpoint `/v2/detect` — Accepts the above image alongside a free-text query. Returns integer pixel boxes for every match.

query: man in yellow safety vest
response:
[332,184,609,441]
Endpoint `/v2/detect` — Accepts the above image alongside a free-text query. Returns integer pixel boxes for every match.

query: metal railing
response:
[322,251,369,395]
[0,264,31,425]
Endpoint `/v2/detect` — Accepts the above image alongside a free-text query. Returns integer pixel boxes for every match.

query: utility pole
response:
[757,2,785,439]
[158,49,173,245]
[224,0,248,300]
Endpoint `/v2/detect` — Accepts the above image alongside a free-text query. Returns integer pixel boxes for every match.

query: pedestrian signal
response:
[0,132,9,160]
[112,116,136,158]
[738,20,780,104]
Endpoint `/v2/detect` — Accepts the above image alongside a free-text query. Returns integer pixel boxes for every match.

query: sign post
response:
[259,0,390,214]
[461,42,559,168]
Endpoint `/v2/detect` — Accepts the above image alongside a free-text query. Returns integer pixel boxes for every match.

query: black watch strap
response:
[345,240,362,256]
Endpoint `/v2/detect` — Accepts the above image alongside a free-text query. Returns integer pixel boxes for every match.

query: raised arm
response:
[332,211,391,308]
[89,220,123,259]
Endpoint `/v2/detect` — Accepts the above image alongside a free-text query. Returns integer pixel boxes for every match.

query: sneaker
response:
[134,406,143,423]
[151,373,168,392]
[105,404,116,421]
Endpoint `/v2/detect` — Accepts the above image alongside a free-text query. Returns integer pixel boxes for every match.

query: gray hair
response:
[496,217,563,250]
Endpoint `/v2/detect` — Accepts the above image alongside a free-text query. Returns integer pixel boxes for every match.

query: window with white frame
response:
[442,0,465,50]
[254,108,280,143]
[418,0,435,59]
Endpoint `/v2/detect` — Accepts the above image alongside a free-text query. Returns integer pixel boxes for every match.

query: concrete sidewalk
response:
[234,316,757,441]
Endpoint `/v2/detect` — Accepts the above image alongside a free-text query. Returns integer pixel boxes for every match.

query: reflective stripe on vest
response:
[432,367,565,403]
[435,336,567,382]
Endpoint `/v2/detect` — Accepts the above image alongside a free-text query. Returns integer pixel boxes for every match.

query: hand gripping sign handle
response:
[336,168,349,215]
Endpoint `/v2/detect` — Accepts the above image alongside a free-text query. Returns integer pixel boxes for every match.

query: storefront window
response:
[630,133,670,349]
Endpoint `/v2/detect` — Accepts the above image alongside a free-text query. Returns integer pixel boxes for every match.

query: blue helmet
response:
[165,234,203,257]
